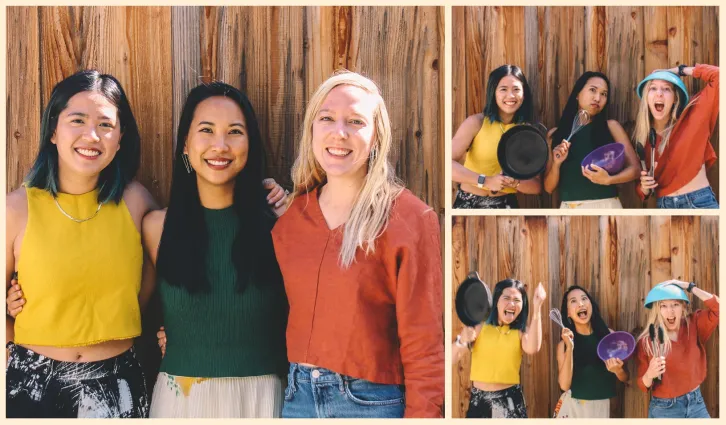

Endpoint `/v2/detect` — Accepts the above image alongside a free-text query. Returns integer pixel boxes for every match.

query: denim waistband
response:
[660,186,713,200]
[652,386,702,402]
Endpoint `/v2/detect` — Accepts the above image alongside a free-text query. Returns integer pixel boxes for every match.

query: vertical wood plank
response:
[6,7,41,192]
[171,6,201,153]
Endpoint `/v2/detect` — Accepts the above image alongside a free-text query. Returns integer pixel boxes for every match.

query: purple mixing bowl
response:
[581,143,625,175]
[597,331,636,362]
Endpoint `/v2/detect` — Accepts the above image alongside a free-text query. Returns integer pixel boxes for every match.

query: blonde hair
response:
[636,299,690,358]
[632,80,682,156]
[289,70,403,268]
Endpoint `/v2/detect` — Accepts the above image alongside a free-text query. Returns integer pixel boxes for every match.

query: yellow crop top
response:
[463,118,517,194]
[14,187,142,347]
[469,324,522,384]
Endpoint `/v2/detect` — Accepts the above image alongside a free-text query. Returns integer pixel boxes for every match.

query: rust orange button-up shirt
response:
[271,188,444,418]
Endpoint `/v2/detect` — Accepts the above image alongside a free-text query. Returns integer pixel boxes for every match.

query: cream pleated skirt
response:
[149,372,283,418]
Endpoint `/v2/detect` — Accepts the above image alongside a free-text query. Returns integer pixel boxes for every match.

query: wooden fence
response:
[453,6,719,208]
[7,6,443,210]
[452,215,719,418]
[6,5,443,390]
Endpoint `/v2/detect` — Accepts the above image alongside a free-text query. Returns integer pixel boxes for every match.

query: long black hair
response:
[485,278,529,332]
[560,285,610,367]
[483,65,534,124]
[156,82,280,293]
[551,72,613,150]
[25,70,140,204]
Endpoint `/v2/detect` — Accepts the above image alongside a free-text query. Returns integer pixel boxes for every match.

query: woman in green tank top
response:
[141,82,289,418]
[553,286,629,418]
[544,72,640,208]
[452,65,543,209]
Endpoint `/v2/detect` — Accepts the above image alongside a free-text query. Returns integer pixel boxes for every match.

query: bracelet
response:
[455,335,470,349]
[687,282,696,293]
[678,64,688,77]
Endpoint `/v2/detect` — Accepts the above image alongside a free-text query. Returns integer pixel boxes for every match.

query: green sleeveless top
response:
[570,331,616,400]
[556,124,618,202]
[159,207,288,378]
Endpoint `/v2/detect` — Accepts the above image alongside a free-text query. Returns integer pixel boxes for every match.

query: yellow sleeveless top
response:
[463,118,517,194]
[469,324,522,384]
[14,187,142,347]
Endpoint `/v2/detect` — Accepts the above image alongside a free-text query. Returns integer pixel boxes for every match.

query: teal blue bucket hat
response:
[644,282,690,309]
[636,71,689,110]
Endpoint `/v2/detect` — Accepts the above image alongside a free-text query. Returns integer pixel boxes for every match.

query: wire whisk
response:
[549,308,566,329]
[566,109,591,142]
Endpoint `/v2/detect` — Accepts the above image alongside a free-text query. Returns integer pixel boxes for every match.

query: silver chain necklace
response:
[54,198,103,223]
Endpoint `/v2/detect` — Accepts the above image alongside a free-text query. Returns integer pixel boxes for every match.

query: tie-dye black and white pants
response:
[465,385,527,418]
[6,343,149,418]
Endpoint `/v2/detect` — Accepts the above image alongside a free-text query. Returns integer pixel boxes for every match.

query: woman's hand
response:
[645,355,666,380]
[484,174,514,192]
[459,326,479,345]
[6,280,25,318]
[639,161,658,194]
[582,164,612,185]
[532,282,547,308]
[552,141,570,165]
[263,178,288,209]
[605,357,624,374]
[561,327,574,350]
[157,326,167,358]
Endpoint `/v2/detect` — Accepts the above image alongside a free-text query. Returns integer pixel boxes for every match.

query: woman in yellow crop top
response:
[4,71,158,418]
[452,279,546,418]
[452,65,543,209]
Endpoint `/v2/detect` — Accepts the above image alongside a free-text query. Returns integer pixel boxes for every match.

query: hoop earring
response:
[182,153,192,174]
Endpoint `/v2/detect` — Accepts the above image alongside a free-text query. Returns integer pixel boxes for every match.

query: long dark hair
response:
[485,279,529,332]
[25,70,140,204]
[560,285,610,367]
[551,72,613,150]
[156,82,280,293]
[483,65,534,124]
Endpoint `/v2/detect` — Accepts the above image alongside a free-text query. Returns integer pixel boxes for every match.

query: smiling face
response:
[494,75,524,119]
[658,299,685,331]
[497,287,524,325]
[566,289,593,326]
[646,80,677,123]
[311,84,378,183]
[576,77,608,117]
[184,96,249,189]
[51,91,121,181]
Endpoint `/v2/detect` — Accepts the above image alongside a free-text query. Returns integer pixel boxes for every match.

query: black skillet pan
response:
[455,272,493,327]
[497,124,549,180]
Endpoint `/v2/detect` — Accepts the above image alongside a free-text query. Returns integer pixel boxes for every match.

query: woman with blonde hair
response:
[634,280,719,418]
[634,64,719,208]
[271,71,444,418]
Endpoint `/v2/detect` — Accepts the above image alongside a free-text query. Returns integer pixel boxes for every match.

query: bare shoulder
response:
[607,119,626,133]
[547,127,558,138]
[123,181,159,215]
[6,187,28,226]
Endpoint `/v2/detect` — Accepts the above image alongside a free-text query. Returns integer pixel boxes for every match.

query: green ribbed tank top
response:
[570,331,616,400]
[158,207,288,378]
[556,124,618,202]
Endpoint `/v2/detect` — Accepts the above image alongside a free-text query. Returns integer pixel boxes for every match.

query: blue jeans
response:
[282,363,405,418]
[648,387,710,418]
[657,186,719,209]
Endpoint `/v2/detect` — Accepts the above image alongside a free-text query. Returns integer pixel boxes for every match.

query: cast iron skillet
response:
[497,124,549,180]
[455,272,493,327]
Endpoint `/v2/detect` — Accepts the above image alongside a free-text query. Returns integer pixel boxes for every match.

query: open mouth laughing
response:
[75,147,101,159]
[326,147,353,158]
